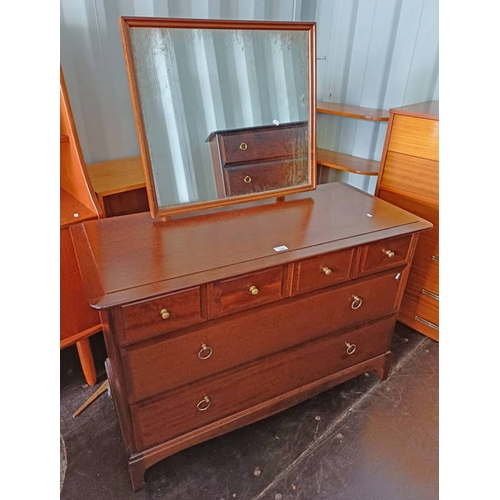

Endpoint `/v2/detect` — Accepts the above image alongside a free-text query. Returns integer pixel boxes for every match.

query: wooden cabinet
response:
[375,101,439,341]
[60,68,103,385]
[71,181,432,490]
[207,121,309,196]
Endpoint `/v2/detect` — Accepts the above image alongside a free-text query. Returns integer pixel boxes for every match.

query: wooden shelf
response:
[317,148,380,176]
[317,102,389,121]
[316,102,388,180]
[87,156,145,197]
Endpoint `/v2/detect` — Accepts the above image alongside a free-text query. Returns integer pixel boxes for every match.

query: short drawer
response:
[208,266,284,319]
[122,269,401,403]
[218,122,307,165]
[357,235,412,276]
[117,287,205,345]
[291,248,355,295]
[223,158,308,196]
[388,114,439,161]
[377,189,438,241]
[380,151,438,201]
[130,315,396,450]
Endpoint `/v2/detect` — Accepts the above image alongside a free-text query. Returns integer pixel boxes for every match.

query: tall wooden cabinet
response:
[375,101,439,341]
[60,68,104,384]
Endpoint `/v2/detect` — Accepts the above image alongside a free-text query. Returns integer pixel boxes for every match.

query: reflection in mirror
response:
[121,18,316,217]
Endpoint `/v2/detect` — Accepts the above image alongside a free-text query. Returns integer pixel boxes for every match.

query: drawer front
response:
[380,151,438,201]
[398,310,439,341]
[223,158,308,196]
[377,189,439,241]
[398,292,439,339]
[123,269,403,403]
[404,265,439,300]
[412,235,439,277]
[389,114,439,161]
[399,265,439,336]
[118,287,205,345]
[218,122,307,165]
[208,267,284,319]
[357,235,412,276]
[291,248,355,295]
[130,315,396,450]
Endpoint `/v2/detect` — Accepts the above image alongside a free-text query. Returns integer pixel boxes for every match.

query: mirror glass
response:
[121,18,316,217]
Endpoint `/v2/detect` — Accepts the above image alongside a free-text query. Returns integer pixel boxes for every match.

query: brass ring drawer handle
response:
[160,308,170,320]
[345,342,356,355]
[322,266,332,276]
[351,295,363,310]
[243,175,252,184]
[196,396,211,412]
[239,142,248,150]
[249,285,259,295]
[197,344,213,360]
[383,249,395,258]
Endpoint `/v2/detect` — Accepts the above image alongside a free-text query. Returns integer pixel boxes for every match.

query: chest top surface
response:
[71,182,432,308]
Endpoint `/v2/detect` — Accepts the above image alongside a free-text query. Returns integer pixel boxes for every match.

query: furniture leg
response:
[129,460,146,492]
[76,338,97,386]
[376,351,392,381]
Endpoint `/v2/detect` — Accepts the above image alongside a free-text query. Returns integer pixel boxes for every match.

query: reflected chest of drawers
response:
[71,182,431,490]
[375,101,439,340]
[206,121,308,196]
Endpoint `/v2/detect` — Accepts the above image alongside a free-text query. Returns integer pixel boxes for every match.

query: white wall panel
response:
[60,0,439,190]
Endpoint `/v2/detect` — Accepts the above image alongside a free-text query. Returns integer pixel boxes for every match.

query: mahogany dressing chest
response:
[71,181,432,490]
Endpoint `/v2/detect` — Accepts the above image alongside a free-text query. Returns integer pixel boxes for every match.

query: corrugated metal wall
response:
[60,0,438,193]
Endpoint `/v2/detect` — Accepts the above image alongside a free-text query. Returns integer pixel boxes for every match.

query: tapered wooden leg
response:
[76,338,97,386]
[129,460,146,491]
[376,351,392,381]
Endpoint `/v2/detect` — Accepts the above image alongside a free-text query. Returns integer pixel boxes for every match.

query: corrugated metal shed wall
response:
[60,0,438,194]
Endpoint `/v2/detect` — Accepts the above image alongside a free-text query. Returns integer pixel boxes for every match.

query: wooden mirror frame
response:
[120,17,316,219]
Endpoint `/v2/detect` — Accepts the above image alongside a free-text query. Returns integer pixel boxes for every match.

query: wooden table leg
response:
[76,338,97,386]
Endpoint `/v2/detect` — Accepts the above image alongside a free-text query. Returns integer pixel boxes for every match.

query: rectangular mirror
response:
[120,17,316,218]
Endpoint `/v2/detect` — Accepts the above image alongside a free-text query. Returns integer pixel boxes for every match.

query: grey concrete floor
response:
[60,322,438,499]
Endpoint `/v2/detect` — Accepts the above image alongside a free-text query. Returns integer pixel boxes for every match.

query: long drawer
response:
[223,158,308,196]
[123,269,404,403]
[130,315,396,450]
[218,122,307,165]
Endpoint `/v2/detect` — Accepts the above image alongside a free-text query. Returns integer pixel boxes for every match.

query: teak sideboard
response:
[71,182,432,490]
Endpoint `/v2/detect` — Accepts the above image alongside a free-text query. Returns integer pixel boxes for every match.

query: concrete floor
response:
[60,322,438,500]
